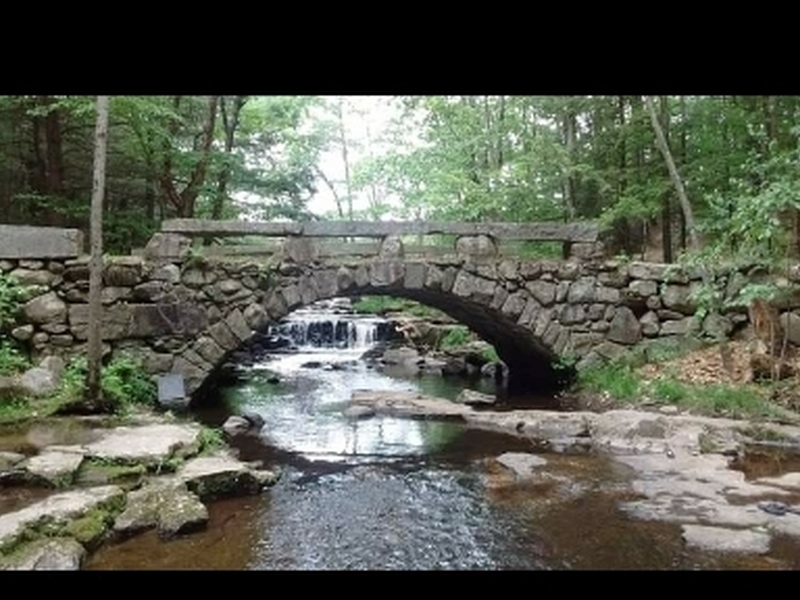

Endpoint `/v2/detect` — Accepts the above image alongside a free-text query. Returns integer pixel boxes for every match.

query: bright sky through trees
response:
[305,96,413,219]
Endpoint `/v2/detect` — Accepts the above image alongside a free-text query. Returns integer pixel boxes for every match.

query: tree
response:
[158,95,219,218]
[86,96,109,405]
[211,96,248,220]
[644,95,699,252]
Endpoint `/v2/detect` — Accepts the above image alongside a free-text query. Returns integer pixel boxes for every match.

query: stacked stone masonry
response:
[0,232,791,395]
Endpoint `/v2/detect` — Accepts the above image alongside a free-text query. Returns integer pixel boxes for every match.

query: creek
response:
[83,299,800,570]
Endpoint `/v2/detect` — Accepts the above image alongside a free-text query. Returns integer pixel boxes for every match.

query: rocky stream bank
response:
[348,389,800,557]
[0,413,278,570]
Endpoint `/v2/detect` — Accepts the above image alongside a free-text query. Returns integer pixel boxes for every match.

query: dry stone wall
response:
[0,231,787,396]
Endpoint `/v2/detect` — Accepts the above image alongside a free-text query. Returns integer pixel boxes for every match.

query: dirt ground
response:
[636,340,800,414]
[559,339,800,417]
[638,341,756,386]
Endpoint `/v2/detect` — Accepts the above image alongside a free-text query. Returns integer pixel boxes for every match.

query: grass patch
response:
[439,326,473,350]
[648,376,687,404]
[578,364,788,421]
[351,296,448,320]
[577,363,641,400]
[0,396,34,425]
[682,384,781,420]
[198,425,225,455]
[49,355,156,415]
[481,345,500,363]
[0,394,64,426]
[0,339,30,376]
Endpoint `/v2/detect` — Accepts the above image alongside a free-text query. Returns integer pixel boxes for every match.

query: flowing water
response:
[84,299,800,570]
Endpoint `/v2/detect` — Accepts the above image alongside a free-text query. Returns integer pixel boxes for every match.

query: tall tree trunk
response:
[563,99,578,221]
[27,101,48,222]
[364,119,381,219]
[336,97,354,220]
[617,95,627,203]
[43,98,64,197]
[659,96,673,263]
[181,95,219,218]
[496,95,505,169]
[644,96,699,252]
[159,95,219,218]
[679,95,688,252]
[86,96,109,406]
[211,96,247,221]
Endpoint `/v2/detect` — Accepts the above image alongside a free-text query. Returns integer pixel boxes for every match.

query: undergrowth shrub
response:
[54,356,156,412]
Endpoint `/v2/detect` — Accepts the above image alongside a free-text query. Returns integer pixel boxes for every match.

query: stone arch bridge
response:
[0,221,746,398]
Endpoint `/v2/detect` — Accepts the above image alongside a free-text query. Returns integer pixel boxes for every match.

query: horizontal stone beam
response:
[0,225,83,259]
[161,219,599,243]
[202,242,460,258]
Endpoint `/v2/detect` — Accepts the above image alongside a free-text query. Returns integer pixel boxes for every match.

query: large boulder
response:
[113,478,208,539]
[455,235,497,261]
[178,452,279,500]
[0,538,86,571]
[241,411,265,430]
[23,292,66,325]
[23,448,85,488]
[221,416,251,436]
[18,367,59,398]
[607,306,642,345]
[0,485,124,554]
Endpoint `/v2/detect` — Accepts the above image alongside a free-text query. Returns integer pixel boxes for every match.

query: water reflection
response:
[230,348,469,464]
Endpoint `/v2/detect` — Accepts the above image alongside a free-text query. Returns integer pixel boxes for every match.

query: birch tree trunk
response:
[644,95,700,252]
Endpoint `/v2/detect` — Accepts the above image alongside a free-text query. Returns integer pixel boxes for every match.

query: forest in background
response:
[1,95,799,267]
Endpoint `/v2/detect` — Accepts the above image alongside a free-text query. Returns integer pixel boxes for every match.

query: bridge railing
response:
[151,219,603,261]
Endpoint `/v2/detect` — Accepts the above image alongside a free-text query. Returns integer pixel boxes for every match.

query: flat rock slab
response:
[83,424,201,464]
[682,524,771,554]
[350,390,471,419]
[24,450,85,488]
[178,453,278,500]
[456,390,496,406]
[0,485,123,552]
[347,390,800,542]
[0,537,86,571]
[466,410,592,440]
[0,225,82,259]
[113,478,208,538]
[756,472,800,492]
[495,452,548,479]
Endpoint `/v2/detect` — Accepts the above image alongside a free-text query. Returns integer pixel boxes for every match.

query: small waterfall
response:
[267,299,388,350]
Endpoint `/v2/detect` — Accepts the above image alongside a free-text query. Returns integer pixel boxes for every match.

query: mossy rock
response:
[75,458,147,488]
[63,507,114,549]
[0,486,126,556]
[0,537,85,570]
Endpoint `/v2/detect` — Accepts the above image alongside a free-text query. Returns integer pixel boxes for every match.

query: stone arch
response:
[171,258,572,398]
